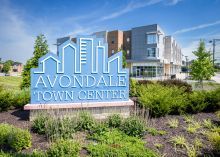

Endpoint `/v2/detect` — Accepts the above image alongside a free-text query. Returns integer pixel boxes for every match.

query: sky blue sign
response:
[31,36,129,104]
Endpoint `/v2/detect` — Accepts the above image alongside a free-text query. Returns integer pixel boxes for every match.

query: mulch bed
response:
[0,109,49,153]
[145,113,219,157]
[0,109,219,156]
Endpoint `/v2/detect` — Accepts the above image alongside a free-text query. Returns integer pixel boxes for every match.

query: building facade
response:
[0,61,23,76]
[10,62,23,74]
[164,36,182,75]
[127,24,165,78]
[57,24,182,79]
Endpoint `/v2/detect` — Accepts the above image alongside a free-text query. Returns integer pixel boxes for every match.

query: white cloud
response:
[181,40,216,60]
[181,40,199,59]
[0,0,184,64]
[99,0,162,21]
[64,12,98,24]
[174,20,220,35]
[99,0,182,21]
[166,0,182,5]
[0,1,101,64]
[0,2,35,64]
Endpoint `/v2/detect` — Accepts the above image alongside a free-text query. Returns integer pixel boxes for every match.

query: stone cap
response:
[24,99,134,110]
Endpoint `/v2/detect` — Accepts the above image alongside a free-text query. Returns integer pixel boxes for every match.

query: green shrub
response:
[90,122,108,135]
[47,139,80,157]
[0,124,11,146]
[88,129,158,157]
[29,150,47,157]
[187,91,208,113]
[0,124,31,152]
[203,119,213,129]
[12,89,30,108]
[158,79,192,93]
[0,90,13,111]
[216,110,220,119]
[137,80,154,85]
[206,131,220,152]
[129,79,138,97]
[7,128,32,151]
[146,127,167,136]
[0,85,3,92]
[88,143,126,157]
[120,116,145,137]
[32,114,48,134]
[138,84,188,117]
[186,88,220,114]
[44,117,76,141]
[107,114,122,128]
[185,121,201,134]
[33,115,77,140]
[0,150,47,157]
[167,118,179,128]
[76,112,95,131]
[0,88,30,112]
[0,150,11,157]
[205,88,220,111]
[33,112,96,141]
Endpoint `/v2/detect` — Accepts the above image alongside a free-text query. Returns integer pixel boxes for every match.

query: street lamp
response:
[185,56,188,77]
[53,43,61,54]
[209,39,220,66]
[181,54,188,78]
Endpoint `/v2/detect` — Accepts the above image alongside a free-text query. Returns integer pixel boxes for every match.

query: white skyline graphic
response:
[33,37,126,74]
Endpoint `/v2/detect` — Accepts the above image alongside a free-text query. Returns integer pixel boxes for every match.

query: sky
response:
[0,0,220,63]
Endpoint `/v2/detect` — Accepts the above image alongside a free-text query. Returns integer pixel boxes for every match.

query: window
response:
[112,50,114,54]
[127,37,130,42]
[147,48,156,57]
[111,37,115,44]
[132,66,157,77]
[127,50,130,55]
[147,34,157,44]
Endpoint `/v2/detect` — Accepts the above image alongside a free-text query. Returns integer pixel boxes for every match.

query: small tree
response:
[122,50,127,68]
[190,40,215,87]
[117,49,127,68]
[2,61,12,74]
[21,34,49,89]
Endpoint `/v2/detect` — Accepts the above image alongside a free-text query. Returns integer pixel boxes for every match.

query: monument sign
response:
[31,37,129,104]
[24,36,133,119]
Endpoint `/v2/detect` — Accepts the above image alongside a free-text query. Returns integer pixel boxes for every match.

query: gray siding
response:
[131,24,158,60]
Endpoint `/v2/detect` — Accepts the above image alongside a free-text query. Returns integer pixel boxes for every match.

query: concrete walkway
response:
[212,73,220,83]
[176,73,187,80]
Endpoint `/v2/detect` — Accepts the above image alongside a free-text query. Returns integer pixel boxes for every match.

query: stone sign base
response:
[24,100,134,121]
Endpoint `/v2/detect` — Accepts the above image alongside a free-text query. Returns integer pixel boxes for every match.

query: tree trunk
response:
[200,79,203,89]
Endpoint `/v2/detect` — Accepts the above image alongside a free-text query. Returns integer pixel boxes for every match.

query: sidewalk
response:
[176,73,187,80]
[212,73,220,83]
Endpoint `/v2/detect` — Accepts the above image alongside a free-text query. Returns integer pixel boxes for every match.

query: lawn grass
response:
[0,76,22,90]
[188,81,220,91]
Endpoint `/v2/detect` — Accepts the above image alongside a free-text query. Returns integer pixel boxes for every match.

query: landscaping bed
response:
[144,112,219,156]
[0,109,49,153]
[0,109,219,157]
[0,78,220,156]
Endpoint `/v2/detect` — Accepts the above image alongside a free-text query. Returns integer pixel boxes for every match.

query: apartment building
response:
[94,24,182,78]
[164,36,182,75]
[10,62,23,74]
[57,24,182,79]
[0,61,23,76]
[126,24,165,78]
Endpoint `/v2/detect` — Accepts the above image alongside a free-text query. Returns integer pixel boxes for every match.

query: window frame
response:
[147,48,156,57]
[146,33,158,44]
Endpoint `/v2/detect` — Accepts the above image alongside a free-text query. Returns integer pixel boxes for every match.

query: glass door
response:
[136,69,140,77]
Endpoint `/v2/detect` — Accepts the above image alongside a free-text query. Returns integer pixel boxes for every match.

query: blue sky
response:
[1,0,220,63]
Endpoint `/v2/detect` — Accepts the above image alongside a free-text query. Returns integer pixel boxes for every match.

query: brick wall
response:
[107,30,124,57]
